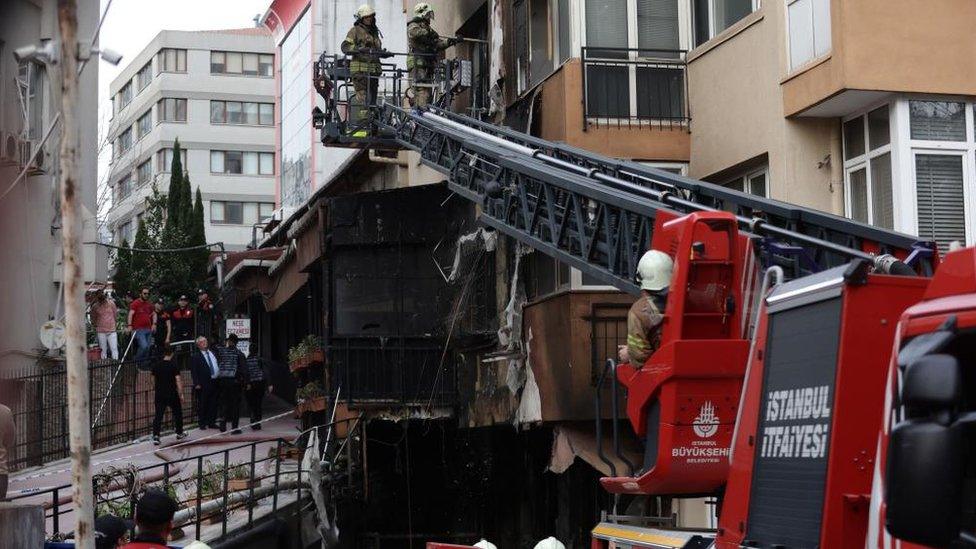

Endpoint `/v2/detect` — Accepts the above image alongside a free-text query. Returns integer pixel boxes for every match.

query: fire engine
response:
[312,53,974,548]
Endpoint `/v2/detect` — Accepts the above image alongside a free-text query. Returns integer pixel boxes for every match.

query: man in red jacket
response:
[122,489,177,548]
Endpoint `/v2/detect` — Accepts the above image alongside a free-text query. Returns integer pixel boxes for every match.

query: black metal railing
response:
[8,346,197,472]
[588,303,630,385]
[329,337,455,407]
[581,47,689,130]
[10,417,363,543]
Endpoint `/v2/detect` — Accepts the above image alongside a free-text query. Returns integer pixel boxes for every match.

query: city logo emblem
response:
[693,401,719,439]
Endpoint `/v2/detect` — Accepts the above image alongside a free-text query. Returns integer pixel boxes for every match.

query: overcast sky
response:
[96,0,271,192]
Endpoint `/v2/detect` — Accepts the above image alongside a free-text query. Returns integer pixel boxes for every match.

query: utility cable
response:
[85,241,225,254]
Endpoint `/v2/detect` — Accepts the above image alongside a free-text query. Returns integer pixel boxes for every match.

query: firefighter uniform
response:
[626,294,665,367]
[341,6,383,130]
[406,11,452,107]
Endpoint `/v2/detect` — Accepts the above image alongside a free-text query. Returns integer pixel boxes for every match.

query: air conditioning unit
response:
[0,133,19,166]
[19,139,48,175]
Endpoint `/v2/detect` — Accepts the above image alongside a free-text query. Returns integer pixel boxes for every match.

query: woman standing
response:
[90,290,119,360]
[151,344,187,445]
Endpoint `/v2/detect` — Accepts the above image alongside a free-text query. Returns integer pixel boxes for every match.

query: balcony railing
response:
[329,336,455,407]
[581,47,689,130]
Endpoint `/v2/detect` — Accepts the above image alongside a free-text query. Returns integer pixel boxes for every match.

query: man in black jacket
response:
[213,333,248,434]
[189,336,220,430]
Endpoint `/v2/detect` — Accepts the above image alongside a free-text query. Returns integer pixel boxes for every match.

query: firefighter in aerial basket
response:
[341,4,386,135]
[407,3,459,108]
[618,250,674,368]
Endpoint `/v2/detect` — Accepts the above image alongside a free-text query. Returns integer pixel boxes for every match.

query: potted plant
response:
[295,380,326,414]
[226,463,261,492]
[303,335,325,364]
[288,340,309,371]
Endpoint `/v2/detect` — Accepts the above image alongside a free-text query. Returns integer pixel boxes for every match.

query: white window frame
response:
[785,0,831,72]
[640,160,689,176]
[842,103,894,228]
[723,165,769,197]
[696,0,759,45]
[580,0,691,122]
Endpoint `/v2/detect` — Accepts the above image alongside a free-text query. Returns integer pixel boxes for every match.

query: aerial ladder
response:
[312,55,974,549]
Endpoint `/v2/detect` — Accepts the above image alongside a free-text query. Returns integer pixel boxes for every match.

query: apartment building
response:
[0,0,104,373]
[104,28,276,251]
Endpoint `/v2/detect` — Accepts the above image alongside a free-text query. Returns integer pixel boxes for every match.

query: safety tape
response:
[10,408,298,488]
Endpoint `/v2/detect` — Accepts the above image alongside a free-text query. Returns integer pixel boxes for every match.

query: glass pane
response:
[870,153,893,229]
[910,101,966,141]
[848,168,868,223]
[788,0,814,70]
[226,52,243,73]
[259,103,274,125]
[558,0,571,63]
[165,49,176,70]
[244,102,259,125]
[260,152,274,175]
[243,53,259,75]
[177,50,186,71]
[175,99,186,121]
[727,177,744,192]
[636,67,684,119]
[243,152,258,175]
[243,202,259,225]
[211,101,225,123]
[812,0,831,57]
[227,102,243,124]
[259,54,274,76]
[586,65,630,118]
[225,151,243,174]
[693,0,709,46]
[915,154,966,251]
[210,151,223,173]
[843,116,864,160]
[211,201,225,222]
[638,0,680,53]
[585,0,628,53]
[748,172,767,197]
[211,51,225,73]
[713,0,752,35]
[867,105,889,150]
[260,203,274,218]
[226,202,244,224]
[529,0,553,87]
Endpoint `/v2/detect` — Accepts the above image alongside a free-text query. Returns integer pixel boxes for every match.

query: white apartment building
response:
[105,28,276,251]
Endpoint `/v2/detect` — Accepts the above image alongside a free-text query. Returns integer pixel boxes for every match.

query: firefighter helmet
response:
[473,541,497,549]
[355,4,376,19]
[414,3,434,19]
[532,538,566,549]
[636,249,674,292]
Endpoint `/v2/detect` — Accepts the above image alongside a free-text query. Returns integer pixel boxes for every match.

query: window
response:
[136,110,152,139]
[117,127,133,156]
[725,166,768,197]
[211,151,275,175]
[514,0,573,92]
[914,154,966,251]
[155,98,187,123]
[583,0,687,122]
[693,0,756,46]
[787,0,830,70]
[210,201,276,224]
[843,105,893,229]
[119,81,133,108]
[210,101,273,125]
[156,48,186,74]
[16,61,45,139]
[280,10,312,207]
[118,221,133,244]
[211,51,272,76]
[137,61,153,91]
[116,174,133,203]
[136,159,152,184]
[910,101,966,141]
[155,148,187,173]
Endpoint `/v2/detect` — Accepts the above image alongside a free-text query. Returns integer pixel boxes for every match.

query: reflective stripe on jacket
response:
[406,18,447,70]
[341,22,383,74]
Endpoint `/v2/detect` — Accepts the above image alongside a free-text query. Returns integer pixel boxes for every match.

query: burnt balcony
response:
[581,47,690,130]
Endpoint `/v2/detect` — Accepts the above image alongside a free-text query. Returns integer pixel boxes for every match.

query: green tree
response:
[164,139,186,237]
[190,186,209,282]
[129,217,153,289]
[112,239,133,297]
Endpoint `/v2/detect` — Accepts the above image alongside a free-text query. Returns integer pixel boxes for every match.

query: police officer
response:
[341,5,384,133]
[407,3,457,108]
[618,250,673,368]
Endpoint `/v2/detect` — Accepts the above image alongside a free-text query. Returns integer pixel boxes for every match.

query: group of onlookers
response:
[95,489,211,549]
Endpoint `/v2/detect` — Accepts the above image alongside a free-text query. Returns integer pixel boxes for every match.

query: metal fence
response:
[581,47,689,130]
[329,337,455,407]
[8,348,197,472]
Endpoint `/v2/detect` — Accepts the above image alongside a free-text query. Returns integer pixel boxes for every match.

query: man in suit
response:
[189,336,220,430]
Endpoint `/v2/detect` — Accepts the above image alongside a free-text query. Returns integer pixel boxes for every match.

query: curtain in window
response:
[243,152,259,175]
[849,168,868,223]
[910,101,966,141]
[915,154,966,250]
[870,153,893,229]
[585,0,628,53]
[637,0,680,55]
[585,0,629,118]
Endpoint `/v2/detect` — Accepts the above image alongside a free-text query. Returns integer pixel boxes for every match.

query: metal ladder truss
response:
[370,104,936,294]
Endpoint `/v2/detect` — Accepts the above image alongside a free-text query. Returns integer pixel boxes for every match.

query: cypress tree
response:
[112,239,133,298]
[130,218,153,290]
[165,139,185,239]
[191,187,209,281]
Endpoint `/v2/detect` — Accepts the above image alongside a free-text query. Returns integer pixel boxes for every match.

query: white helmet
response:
[414,3,434,19]
[184,543,212,549]
[473,541,498,549]
[355,4,376,19]
[533,537,566,549]
[637,250,673,292]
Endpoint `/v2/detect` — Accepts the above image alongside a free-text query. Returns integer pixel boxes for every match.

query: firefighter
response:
[406,3,458,108]
[618,250,674,367]
[341,4,384,134]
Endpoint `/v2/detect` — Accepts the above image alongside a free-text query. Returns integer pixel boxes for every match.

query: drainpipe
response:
[368,149,408,166]
[829,122,844,215]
